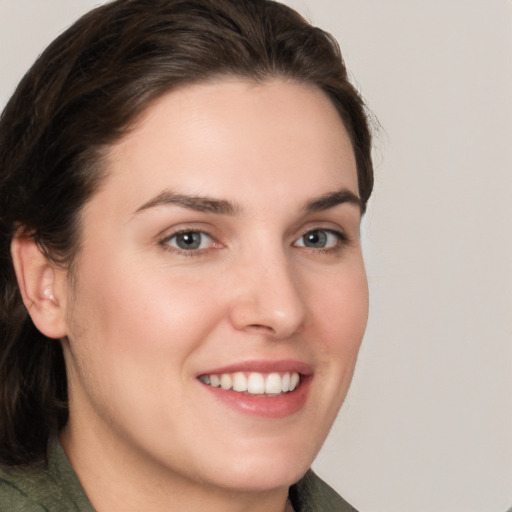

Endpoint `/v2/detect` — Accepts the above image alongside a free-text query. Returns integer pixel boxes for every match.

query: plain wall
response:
[1,1,511,511]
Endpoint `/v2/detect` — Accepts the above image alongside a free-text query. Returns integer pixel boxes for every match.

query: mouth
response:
[198,371,301,396]
[196,361,312,418]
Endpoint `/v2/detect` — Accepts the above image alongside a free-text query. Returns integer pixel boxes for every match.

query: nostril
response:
[246,324,276,335]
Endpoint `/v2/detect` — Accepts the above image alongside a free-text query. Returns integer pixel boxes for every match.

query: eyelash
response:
[293,228,349,253]
[159,227,349,257]
[160,229,219,257]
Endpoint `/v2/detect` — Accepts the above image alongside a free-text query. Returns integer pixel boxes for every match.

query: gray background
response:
[1,1,511,511]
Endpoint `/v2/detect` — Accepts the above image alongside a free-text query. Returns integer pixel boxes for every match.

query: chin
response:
[217,466,306,494]
[200,442,315,493]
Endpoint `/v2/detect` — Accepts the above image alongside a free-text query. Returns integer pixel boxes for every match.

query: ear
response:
[10,235,68,339]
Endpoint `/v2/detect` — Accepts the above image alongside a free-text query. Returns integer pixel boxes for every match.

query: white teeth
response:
[220,374,232,390]
[232,372,247,392]
[281,372,291,392]
[265,373,282,394]
[290,372,300,391]
[247,373,265,394]
[200,371,301,395]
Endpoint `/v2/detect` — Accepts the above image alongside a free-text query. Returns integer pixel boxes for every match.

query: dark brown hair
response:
[0,0,374,466]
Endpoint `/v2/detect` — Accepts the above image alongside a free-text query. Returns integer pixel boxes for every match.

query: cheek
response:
[295,260,368,448]
[306,258,368,410]
[64,260,234,426]
[311,259,369,357]
[63,256,223,431]
[73,252,220,353]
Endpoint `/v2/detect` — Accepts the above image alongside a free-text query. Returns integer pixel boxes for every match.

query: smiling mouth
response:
[198,371,301,396]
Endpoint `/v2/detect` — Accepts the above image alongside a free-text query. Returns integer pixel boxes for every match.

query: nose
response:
[228,251,307,339]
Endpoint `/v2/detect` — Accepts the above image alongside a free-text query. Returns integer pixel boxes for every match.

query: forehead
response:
[95,78,358,215]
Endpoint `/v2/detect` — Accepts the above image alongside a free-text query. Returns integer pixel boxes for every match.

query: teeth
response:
[220,374,232,390]
[265,373,281,394]
[199,371,301,395]
[290,372,300,391]
[248,372,265,394]
[198,375,210,385]
[281,372,290,392]
[232,372,247,392]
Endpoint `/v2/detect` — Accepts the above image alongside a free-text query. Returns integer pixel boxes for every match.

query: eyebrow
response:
[135,191,241,215]
[134,187,362,217]
[302,189,363,214]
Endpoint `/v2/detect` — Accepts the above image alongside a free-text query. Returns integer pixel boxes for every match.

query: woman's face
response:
[60,79,368,495]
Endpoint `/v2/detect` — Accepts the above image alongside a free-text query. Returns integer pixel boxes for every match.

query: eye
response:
[163,231,214,251]
[294,229,344,249]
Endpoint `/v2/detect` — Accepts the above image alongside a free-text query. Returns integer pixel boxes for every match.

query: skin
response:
[20,79,369,511]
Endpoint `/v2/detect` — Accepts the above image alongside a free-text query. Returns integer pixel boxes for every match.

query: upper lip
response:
[197,359,313,377]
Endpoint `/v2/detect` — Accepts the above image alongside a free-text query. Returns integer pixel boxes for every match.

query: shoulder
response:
[289,470,358,512]
[0,439,93,512]
[0,462,62,511]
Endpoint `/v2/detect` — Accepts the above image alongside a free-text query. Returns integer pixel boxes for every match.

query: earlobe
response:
[10,234,68,339]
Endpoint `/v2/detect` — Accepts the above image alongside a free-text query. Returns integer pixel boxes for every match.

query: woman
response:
[0,0,373,510]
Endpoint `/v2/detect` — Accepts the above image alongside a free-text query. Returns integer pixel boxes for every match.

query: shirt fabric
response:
[0,439,358,511]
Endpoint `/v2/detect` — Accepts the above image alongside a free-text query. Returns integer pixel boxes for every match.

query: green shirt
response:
[0,439,357,511]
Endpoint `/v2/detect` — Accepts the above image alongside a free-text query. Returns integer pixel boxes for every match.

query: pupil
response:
[305,231,326,247]
[177,232,200,249]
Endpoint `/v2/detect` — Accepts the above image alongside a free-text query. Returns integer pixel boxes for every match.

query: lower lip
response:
[200,376,312,419]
